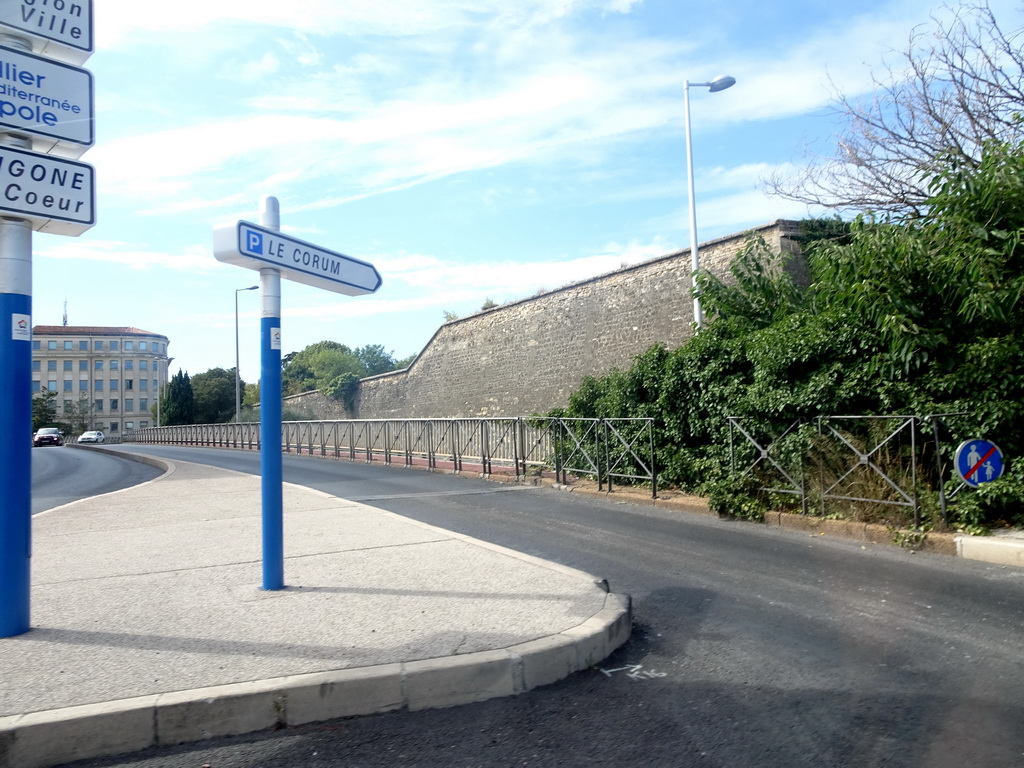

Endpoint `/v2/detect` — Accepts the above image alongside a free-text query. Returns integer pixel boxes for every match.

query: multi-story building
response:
[31,326,171,436]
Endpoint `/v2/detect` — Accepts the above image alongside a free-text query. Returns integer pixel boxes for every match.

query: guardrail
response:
[125,417,658,497]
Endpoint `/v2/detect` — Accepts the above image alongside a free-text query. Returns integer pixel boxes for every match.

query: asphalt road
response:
[29,444,163,516]
[62,445,1024,768]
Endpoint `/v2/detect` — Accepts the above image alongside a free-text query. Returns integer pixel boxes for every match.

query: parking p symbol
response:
[246,230,263,254]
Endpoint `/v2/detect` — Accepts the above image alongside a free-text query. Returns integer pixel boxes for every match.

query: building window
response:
[63,400,72,411]
[125,360,133,371]
[47,360,56,371]
[110,380,119,391]
[79,360,87,371]
[94,340,103,351]
[48,340,57,350]
[140,360,148,371]
[110,399,118,412]
[110,360,118,371]
[64,340,73,350]
[63,360,72,371]
[139,398,148,411]
[63,380,72,392]
[94,399,103,412]
[31,381,40,392]
[140,341,147,351]
[140,380,149,391]
[79,340,88,350]
[32,360,40,372]
[94,360,103,370]
[95,380,103,391]
[140,420,149,429]
[32,340,40,350]
[125,422,134,431]
[47,380,57,392]
[126,399,134,412]
[125,341,134,351]
[109,423,119,432]
[79,380,88,391]
[125,379,133,390]
[110,340,118,351]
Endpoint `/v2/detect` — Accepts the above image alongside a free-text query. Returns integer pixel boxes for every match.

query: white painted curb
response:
[0,593,630,768]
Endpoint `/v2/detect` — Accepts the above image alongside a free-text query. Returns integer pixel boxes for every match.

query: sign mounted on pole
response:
[0,0,94,65]
[0,144,94,235]
[954,439,1005,488]
[213,220,382,296]
[213,199,381,592]
[0,45,94,157]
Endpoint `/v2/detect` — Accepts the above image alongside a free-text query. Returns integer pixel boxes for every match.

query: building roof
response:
[32,325,168,340]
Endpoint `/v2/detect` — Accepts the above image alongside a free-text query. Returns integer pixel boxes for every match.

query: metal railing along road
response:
[125,417,658,496]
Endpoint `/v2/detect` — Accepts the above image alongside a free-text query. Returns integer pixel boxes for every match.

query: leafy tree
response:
[557,141,1024,529]
[354,344,400,377]
[281,340,407,395]
[191,367,238,424]
[766,2,1024,217]
[282,341,359,395]
[62,395,94,434]
[32,390,58,432]
[161,369,195,426]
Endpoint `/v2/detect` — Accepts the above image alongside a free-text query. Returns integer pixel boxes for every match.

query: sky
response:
[19,0,1024,384]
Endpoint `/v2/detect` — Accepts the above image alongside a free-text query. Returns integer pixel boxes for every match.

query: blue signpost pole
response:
[259,196,284,590]
[0,216,33,637]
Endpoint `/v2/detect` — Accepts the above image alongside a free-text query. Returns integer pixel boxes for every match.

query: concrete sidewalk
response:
[0,456,631,768]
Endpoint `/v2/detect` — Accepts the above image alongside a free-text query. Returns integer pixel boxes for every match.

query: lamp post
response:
[235,285,258,423]
[684,74,735,331]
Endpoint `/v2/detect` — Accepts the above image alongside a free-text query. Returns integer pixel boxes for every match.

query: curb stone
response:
[0,593,630,768]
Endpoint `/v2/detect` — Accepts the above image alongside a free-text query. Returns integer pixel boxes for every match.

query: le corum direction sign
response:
[213,221,382,296]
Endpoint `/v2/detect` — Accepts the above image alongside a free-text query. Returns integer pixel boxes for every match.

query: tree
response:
[281,341,360,395]
[191,367,238,423]
[32,391,58,432]
[354,344,400,377]
[558,141,1024,529]
[161,369,195,426]
[62,394,94,434]
[766,2,1024,217]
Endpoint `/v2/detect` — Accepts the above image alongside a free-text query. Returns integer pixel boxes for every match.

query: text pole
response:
[0,215,32,637]
[259,196,284,590]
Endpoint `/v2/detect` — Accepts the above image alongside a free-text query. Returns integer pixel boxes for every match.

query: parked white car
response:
[77,431,106,444]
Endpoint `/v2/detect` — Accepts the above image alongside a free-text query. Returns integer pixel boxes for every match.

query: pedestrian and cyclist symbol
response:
[954,439,1005,488]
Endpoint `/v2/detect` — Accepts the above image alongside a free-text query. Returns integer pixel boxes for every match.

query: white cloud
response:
[35,241,217,272]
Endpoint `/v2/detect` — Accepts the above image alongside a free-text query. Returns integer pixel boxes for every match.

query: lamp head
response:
[708,75,736,92]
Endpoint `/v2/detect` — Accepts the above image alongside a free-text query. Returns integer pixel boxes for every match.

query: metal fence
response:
[125,417,658,496]
[727,413,978,528]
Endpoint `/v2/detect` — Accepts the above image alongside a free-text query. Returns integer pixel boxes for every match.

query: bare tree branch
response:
[765,1,1024,218]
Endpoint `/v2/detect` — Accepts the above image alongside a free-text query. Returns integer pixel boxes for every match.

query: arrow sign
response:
[213,220,382,296]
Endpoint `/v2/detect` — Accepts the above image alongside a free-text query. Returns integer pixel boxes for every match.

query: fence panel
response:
[125,416,657,496]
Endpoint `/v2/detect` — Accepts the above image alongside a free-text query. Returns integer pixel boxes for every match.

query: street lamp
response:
[235,285,258,423]
[684,74,735,331]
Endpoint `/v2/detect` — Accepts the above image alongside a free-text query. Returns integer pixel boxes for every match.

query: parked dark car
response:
[33,428,64,447]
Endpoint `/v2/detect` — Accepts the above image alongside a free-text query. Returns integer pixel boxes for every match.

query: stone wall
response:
[356,220,804,419]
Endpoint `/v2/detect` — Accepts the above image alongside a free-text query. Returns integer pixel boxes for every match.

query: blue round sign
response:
[954,439,1005,488]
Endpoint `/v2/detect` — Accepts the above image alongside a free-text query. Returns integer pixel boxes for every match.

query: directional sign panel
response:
[213,220,382,296]
[0,144,95,235]
[0,0,94,65]
[954,439,1005,488]
[0,45,93,157]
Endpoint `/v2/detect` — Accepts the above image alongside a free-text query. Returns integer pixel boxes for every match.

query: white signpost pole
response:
[0,128,32,638]
[0,7,95,636]
[214,199,381,590]
[259,196,284,590]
